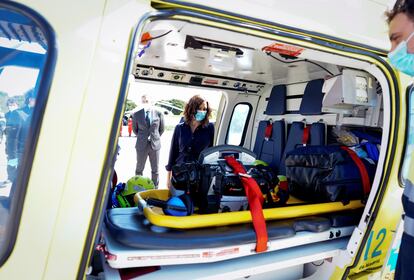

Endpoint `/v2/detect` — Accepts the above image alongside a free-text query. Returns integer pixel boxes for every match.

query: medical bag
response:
[285,145,376,202]
[171,161,281,213]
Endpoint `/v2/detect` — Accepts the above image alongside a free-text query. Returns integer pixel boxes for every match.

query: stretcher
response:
[100,207,360,268]
[135,189,364,229]
[100,144,365,268]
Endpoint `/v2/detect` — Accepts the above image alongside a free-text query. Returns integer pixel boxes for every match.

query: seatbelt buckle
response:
[264,120,273,141]
[239,172,252,178]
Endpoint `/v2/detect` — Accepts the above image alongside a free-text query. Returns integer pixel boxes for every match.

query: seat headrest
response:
[299,79,324,115]
[265,85,286,115]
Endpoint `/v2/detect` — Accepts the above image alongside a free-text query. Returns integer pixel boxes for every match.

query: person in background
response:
[165,95,214,189]
[21,89,36,115]
[386,1,414,279]
[120,115,128,137]
[3,98,25,186]
[128,116,133,137]
[132,94,164,187]
[0,113,5,144]
[17,89,36,157]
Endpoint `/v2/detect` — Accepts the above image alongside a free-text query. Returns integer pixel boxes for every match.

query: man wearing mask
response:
[132,94,164,187]
[386,0,414,278]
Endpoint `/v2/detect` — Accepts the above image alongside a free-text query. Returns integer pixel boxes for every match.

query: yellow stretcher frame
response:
[134,189,365,229]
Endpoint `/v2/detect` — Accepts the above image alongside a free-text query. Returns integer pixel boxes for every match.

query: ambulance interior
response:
[97,18,388,277]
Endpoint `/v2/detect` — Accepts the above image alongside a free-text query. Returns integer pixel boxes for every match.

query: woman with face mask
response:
[165,95,214,189]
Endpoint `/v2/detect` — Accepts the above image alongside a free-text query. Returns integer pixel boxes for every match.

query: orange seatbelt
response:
[225,156,268,252]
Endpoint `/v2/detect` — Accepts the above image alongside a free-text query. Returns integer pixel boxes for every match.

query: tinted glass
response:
[0,3,54,264]
[226,103,250,145]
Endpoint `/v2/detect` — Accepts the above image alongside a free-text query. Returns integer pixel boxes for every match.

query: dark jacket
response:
[132,108,164,151]
[166,122,214,171]
[5,109,27,159]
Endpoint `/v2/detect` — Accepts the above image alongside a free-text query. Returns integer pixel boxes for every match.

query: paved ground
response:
[115,127,174,189]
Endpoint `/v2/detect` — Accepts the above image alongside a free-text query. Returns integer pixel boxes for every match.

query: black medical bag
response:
[171,161,279,213]
[285,145,376,202]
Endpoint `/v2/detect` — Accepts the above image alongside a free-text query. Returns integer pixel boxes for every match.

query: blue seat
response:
[253,120,285,171]
[309,122,326,146]
[299,79,325,115]
[265,85,286,115]
[279,122,327,175]
[279,79,328,174]
[254,80,327,174]
[253,84,286,171]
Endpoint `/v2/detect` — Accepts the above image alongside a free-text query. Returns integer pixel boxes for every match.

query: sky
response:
[0,66,38,97]
[0,39,44,97]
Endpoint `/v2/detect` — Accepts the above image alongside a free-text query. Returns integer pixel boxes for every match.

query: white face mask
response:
[8,105,17,112]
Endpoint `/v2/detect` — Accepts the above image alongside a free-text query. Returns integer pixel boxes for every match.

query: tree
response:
[156,99,185,115]
[0,92,25,113]
[168,99,185,110]
[125,99,137,112]
[0,91,8,113]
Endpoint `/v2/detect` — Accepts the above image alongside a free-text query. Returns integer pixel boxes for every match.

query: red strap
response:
[264,122,273,140]
[225,156,268,252]
[302,125,310,146]
[340,146,371,195]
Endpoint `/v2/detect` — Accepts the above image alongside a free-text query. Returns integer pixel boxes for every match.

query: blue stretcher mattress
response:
[104,207,361,250]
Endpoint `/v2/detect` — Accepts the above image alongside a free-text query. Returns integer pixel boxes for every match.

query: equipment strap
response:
[340,146,370,195]
[264,121,273,141]
[225,156,268,252]
[302,124,310,146]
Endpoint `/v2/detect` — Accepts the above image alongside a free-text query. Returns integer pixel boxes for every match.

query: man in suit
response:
[132,94,164,187]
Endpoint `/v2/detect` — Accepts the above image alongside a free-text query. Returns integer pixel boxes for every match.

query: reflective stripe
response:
[403,180,414,203]
[404,215,414,237]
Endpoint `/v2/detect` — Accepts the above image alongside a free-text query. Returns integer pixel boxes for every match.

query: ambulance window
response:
[402,87,414,184]
[226,103,252,146]
[0,3,56,265]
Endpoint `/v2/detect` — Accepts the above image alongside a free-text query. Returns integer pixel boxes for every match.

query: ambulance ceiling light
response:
[209,49,235,72]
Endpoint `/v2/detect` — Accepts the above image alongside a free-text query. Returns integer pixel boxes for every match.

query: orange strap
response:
[340,146,371,195]
[225,156,268,252]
